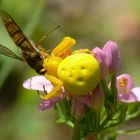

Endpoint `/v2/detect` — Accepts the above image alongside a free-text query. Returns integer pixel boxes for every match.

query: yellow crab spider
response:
[40,36,101,100]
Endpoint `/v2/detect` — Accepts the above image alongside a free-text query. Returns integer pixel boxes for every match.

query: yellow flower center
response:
[119,78,128,94]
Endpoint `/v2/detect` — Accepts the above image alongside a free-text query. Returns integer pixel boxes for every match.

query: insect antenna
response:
[38,24,61,43]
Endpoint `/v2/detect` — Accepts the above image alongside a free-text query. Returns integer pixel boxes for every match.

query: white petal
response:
[23,76,53,92]
[131,87,140,101]
[118,87,140,103]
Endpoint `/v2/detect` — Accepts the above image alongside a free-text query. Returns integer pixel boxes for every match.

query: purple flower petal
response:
[39,100,56,111]
[92,47,108,79]
[71,98,85,119]
[23,76,53,92]
[39,91,67,111]
[90,84,104,110]
[103,41,121,74]
[39,96,62,111]
[118,91,138,103]
[117,74,134,94]
[73,85,104,109]
[117,74,140,103]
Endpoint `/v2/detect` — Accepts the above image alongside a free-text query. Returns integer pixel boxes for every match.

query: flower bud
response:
[74,85,104,111]
[71,98,85,120]
[92,47,108,79]
[103,41,121,74]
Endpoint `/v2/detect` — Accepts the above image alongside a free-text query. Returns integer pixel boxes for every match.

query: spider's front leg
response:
[72,48,91,54]
[40,74,63,100]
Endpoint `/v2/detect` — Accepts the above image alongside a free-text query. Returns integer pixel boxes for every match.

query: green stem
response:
[101,79,110,98]
[101,79,112,116]
[73,120,81,140]
[85,133,97,140]
[110,74,117,110]
[100,116,110,129]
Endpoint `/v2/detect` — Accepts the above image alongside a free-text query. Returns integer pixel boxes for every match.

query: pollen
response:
[120,78,128,87]
[119,77,129,94]
[92,52,97,58]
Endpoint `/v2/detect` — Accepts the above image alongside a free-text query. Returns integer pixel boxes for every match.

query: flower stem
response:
[72,119,81,140]
[85,133,97,140]
[110,73,117,110]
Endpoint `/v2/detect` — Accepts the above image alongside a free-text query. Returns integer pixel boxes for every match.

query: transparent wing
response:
[0,44,24,61]
[0,10,40,54]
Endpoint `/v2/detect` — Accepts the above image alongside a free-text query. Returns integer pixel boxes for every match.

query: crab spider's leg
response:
[40,75,63,100]
[72,49,91,54]
[51,36,76,58]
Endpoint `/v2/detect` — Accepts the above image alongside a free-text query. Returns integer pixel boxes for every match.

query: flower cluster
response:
[23,37,140,140]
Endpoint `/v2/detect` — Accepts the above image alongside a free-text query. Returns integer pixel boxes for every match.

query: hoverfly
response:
[0,11,58,74]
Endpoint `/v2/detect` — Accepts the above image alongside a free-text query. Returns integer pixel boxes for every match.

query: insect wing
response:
[0,10,48,74]
[0,10,38,53]
[0,44,24,61]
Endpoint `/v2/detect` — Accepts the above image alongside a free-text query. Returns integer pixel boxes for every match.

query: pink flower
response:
[117,74,140,103]
[70,85,104,119]
[73,85,104,110]
[23,76,65,111]
[102,41,121,74]
[71,98,86,119]
[23,76,53,92]
[39,97,62,111]
[92,47,108,79]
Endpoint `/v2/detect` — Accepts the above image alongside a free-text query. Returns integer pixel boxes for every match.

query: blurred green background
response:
[0,0,140,140]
